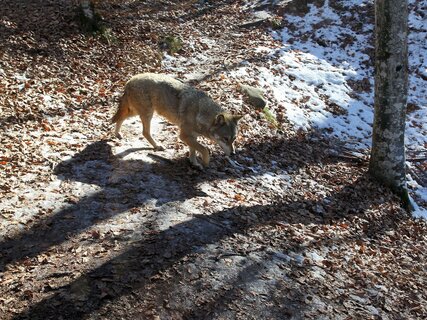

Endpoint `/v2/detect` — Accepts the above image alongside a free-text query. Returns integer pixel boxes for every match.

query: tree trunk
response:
[369,0,411,208]
[77,0,101,33]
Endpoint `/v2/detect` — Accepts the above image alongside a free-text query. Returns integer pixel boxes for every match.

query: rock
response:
[238,11,272,29]
[238,84,267,110]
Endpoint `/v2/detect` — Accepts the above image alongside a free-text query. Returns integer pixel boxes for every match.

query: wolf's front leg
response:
[198,147,210,167]
[188,146,203,170]
[179,132,209,169]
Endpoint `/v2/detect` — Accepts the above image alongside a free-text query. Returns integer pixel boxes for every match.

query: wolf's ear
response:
[215,114,226,126]
[233,114,244,123]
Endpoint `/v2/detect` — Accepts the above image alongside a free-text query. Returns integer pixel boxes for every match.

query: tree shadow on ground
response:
[0,130,339,270]
[0,0,82,59]
[1,132,407,319]
[12,170,402,320]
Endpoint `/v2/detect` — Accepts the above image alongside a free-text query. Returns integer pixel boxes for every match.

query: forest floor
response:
[1,0,426,319]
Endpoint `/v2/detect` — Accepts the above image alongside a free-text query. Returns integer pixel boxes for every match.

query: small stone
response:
[238,84,267,110]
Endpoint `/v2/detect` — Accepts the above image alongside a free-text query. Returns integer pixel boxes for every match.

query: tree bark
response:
[77,0,101,33]
[369,0,411,208]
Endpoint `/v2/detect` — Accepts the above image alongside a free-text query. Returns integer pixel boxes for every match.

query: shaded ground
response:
[1,1,426,319]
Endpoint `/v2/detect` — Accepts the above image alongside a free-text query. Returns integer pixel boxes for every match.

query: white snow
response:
[230,0,427,218]
[410,196,427,219]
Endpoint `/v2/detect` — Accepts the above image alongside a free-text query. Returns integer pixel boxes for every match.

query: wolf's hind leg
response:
[114,119,125,139]
[140,113,165,151]
[112,93,131,139]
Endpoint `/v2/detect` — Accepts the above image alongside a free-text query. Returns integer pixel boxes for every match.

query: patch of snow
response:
[155,201,195,231]
[233,0,427,217]
[409,196,427,220]
[310,266,327,281]
[272,251,292,263]
[14,72,28,82]
[366,305,380,316]
[306,251,324,262]
[256,171,291,193]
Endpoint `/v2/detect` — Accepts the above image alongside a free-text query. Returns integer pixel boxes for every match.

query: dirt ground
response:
[1,1,426,319]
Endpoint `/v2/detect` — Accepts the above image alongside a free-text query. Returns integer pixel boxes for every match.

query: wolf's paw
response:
[201,158,210,167]
[189,158,204,170]
[153,145,165,151]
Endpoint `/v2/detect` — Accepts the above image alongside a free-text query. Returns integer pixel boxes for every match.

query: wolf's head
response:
[211,113,243,156]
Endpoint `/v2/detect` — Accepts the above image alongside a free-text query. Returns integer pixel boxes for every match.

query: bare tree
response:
[369,0,411,208]
[77,0,102,33]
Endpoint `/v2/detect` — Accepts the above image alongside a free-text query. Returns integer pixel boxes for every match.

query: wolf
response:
[111,73,243,168]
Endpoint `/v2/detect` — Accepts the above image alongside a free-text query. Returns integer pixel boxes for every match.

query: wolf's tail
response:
[111,92,129,124]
